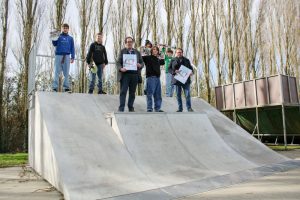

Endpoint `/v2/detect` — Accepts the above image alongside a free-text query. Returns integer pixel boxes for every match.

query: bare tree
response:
[0,0,9,152]
[163,0,175,45]
[15,0,43,150]
[212,0,223,85]
[76,0,94,93]
[174,0,186,48]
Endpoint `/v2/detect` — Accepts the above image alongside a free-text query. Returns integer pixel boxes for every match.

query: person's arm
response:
[187,59,193,73]
[159,57,165,66]
[137,51,144,69]
[117,49,125,72]
[103,46,108,65]
[86,43,93,65]
[70,37,75,60]
[168,59,175,75]
[52,40,58,46]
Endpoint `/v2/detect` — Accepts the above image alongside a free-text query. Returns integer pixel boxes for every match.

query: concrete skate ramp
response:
[29,92,300,200]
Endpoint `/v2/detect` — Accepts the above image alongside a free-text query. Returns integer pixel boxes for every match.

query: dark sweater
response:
[86,42,108,65]
[142,55,165,78]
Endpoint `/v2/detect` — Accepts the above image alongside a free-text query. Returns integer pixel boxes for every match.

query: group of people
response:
[51,23,194,112]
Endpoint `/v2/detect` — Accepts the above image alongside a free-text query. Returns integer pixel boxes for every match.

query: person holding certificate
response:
[116,36,144,112]
[168,48,194,112]
[142,46,165,112]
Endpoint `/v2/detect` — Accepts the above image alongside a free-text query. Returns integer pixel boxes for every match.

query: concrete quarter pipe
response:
[28,92,300,200]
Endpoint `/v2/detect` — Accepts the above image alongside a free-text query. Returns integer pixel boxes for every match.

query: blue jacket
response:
[52,33,75,59]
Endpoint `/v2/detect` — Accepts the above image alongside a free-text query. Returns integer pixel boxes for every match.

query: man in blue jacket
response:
[52,23,75,92]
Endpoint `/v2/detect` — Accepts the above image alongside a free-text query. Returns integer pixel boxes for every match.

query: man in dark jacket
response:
[142,46,165,112]
[86,33,108,94]
[169,48,194,112]
[52,23,75,92]
[116,36,144,112]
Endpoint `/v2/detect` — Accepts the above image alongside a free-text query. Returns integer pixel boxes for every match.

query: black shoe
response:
[129,108,135,112]
[144,90,147,95]
[88,89,93,94]
[53,88,57,92]
[64,88,71,93]
[98,90,107,94]
[147,109,153,112]
[188,108,194,112]
[176,110,183,112]
[155,110,164,112]
[118,108,124,112]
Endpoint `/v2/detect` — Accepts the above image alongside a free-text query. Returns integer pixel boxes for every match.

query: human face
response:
[175,49,183,58]
[62,26,69,34]
[152,47,159,56]
[167,52,173,57]
[96,34,103,44]
[125,38,134,49]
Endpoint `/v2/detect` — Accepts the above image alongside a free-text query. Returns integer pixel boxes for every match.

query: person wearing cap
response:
[142,46,165,112]
[86,33,108,94]
[51,23,75,92]
[116,36,144,112]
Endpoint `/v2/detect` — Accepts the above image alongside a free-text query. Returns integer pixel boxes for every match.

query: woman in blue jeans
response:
[142,46,165,112]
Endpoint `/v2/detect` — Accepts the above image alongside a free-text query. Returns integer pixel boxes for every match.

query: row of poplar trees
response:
[0,0,299,152]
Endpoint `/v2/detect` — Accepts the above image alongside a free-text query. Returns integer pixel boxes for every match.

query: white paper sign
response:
[174,65,192,84]
[123,54,137,71]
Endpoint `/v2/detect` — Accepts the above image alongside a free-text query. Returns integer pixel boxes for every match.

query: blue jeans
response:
[166,72,174,97]
[53,55,71,90]
[119,73,138,111]
[176,83,192,111]
[146,77,162,111]
[89,64,104,91]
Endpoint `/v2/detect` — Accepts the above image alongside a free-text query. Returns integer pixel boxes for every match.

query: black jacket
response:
[168,56,193,85]
[86,42,108,65]
[142,55,165,78]
[116,48,144,82]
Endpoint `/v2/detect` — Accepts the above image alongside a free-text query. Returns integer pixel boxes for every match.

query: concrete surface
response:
[0,167,63,200]
[0,150,299,200]
[27,92,300,200]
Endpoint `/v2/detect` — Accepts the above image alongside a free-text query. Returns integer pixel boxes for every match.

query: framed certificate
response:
[123,54,137,70]
[174,65,192,84]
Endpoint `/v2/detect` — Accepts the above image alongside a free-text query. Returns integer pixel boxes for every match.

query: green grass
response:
[267,145,300,151]
[0,153,28,168]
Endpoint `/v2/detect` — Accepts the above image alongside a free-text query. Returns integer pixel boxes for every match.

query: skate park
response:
[28,91,300,200]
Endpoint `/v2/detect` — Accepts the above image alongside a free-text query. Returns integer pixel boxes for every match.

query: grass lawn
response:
[0,153,28,168]
[267,145,300,151]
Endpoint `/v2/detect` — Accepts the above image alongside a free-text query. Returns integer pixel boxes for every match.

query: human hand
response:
[120,67,127,72]
[71,59,74,63]
[175,70,179,74]
[137,63,142,69]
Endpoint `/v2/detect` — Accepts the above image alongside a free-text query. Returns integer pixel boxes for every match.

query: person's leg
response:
[144,78,147,95]
[170,83,175,97]
[154,78,162,111]
[183,83,192,110]
[146,77,155,111]
[176,85,183,111]
[52,55,63,91]
[166,73,172,97]
[88,72,96,93]
[119,74,129,112]
[96,64,104,92]
[62,55,71,90]
[127,74,138,111]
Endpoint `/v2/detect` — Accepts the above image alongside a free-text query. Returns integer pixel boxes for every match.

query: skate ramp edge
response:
[29,92,300,200]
